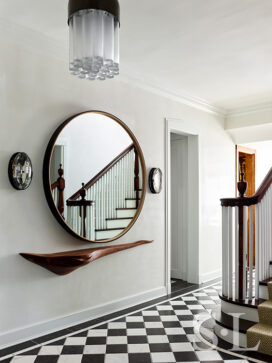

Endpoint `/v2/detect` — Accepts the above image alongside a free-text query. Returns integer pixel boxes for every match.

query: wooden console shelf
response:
[20,240,153,275]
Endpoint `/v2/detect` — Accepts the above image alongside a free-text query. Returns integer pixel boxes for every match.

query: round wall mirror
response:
[43,111,146,243]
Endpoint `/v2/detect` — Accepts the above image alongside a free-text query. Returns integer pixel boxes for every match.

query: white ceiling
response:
[1,0,272,111]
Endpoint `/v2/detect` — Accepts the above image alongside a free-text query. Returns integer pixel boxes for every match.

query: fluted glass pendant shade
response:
[68,0,120,81]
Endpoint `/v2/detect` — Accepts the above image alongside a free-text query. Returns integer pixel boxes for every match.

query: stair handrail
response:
[221,167,272,207]
[51,164,65,218]
[68,143,135,201]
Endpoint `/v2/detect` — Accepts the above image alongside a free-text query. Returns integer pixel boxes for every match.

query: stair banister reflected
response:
[51,164,65,219]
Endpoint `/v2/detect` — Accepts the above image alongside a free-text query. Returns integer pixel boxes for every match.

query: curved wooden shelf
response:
[20,240,153,275]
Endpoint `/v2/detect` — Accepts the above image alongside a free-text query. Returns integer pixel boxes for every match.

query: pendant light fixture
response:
[68,0,120,81]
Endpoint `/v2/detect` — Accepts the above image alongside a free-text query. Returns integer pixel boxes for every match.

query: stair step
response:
[95,228,125,232]
[106,217,133,221]
[95,228,124,240]
[247,323,272,356]
[258,301,272,325]
[215,310,255,334]
[106,217,133,229]
[259,278,272,286]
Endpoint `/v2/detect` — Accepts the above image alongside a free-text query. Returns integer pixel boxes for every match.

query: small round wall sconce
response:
[149,168,162,194]
[8,152,33,190]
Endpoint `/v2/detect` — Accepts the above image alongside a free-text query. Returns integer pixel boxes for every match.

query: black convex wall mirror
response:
[43,111,146,243]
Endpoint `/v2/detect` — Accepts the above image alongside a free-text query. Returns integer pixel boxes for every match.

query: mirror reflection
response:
[50,113,143,241]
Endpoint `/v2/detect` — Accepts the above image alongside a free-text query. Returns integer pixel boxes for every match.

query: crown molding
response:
[227,102,272,118]
[0,17,226,118]
[2,17,272,122]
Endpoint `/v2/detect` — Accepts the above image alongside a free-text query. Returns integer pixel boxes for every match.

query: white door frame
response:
[165,118,200,294]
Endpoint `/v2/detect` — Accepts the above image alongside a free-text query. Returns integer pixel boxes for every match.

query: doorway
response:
[166,118,200,294]
[170,133,190,292]
[236,145,256,265]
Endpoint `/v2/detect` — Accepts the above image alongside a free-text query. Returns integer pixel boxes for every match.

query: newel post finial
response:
[238,172,248,198]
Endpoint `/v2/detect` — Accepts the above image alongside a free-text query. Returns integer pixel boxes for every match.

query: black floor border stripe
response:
[0,277,221,360]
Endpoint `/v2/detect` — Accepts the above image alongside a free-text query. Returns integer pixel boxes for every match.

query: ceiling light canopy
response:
[68,0,120,81]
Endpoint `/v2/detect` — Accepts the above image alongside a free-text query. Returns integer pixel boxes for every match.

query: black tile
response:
[219,351,242,360]
[61,345,84,354]
[0,358,12,363]
[96,323,108,329]
[34,356,59,363]
[129,353,152,363]
[178,315,194,321]
[191,309,206,315]
[126,322,145,329]
[130,312,142,316]
[48,338,66,345]
[86,337,107,345]
[171,305,189,310]
[149,343,171,352]
[158,310,176,315]
[162,321,181,328]
[33,329,72,344]
[146,328,165,335]
[0,340,36,358]
[183,300,199,305]
[168,334,189,342]
[82,354,105,362]
[143,316,161,321]
[21,348,41,355]
[108,329,127,336]
[184,327,195,334]
[128,336,148,344]
[114,317,126,322]
[106,344,127,353]
[174,351,198,361]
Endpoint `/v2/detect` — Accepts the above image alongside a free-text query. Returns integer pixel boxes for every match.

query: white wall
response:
[242,140,272,189]
[0,31,234,346]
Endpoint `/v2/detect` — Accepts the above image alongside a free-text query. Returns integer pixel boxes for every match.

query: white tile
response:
[182,297,197,301]
[175,310,193,316]
[151,352,175,363]
[105,354,129,363]
[170,342,194,352]
[170,300,185,305]
[203,289,216,293]
[38,345,63,355]
[128,344,150,353]
[58,355,83,363]
[144,322,164,328]
[65,337,87,345]
[87,329,107,337]
[107,336,128,344]
[160,315,179,321]
[126,316,144,322]
[127,328,146,336]
[187,334,201,343]
[142,310,159,316]
[188,305,205,310]
[193,293,207,297]
[11,357,36,363]
[196,350,222,361]
[108,322,126,329]
[165,327,185,335]
[198,300,216,305]
[84,345,106,354]
[147,335,169,343]
[157,305,173,311]
[180,321,195,327]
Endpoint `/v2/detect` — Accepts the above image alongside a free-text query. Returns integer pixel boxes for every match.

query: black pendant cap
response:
[68,0,120,23]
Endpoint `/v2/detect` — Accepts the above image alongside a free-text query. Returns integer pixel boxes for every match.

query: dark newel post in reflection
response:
[134,146,140,208]
[51,164,65,219]
[67,183,93,238]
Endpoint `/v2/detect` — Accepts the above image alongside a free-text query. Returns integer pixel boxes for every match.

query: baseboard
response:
[200,269,221,283]
[0,286,166,349]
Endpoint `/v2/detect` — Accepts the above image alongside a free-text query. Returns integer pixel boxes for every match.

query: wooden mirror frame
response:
[43,111,146,243]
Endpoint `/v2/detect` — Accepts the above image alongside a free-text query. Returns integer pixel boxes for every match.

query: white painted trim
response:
[227,101,272,118]
[165,118,200,295]
[0,286,166,350]
[200,269,221,284]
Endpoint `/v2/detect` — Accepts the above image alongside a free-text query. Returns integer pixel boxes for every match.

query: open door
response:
[236,145,256,265]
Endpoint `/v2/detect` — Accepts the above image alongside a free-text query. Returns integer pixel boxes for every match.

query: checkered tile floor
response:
[4,284,253,362]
